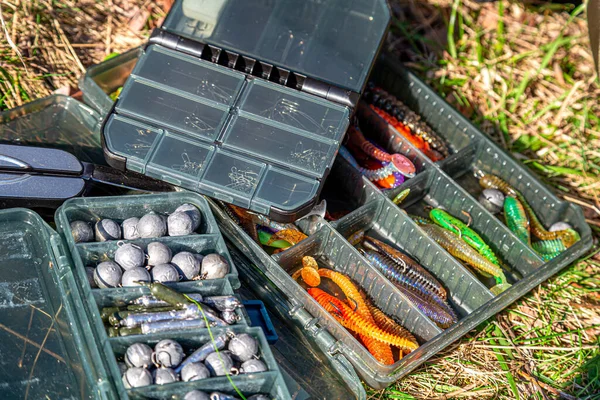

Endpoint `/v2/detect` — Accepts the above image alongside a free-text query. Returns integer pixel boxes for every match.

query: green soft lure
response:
[258,230,291,249]
[429,208,502,266]
[503,196,531,246]
[532,239,566,258]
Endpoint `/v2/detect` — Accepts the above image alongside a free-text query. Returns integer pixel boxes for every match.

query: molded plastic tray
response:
[0,94,104,164]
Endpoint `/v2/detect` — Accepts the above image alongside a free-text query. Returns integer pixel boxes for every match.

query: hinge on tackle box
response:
[148,28,359,109]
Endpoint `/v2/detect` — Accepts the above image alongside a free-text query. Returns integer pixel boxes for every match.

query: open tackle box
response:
[97,0,391,222]
[37,2,591,398]
[0,184,293,398]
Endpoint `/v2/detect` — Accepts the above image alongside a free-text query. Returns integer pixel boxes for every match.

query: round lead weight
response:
[478,189,505,214]
[122,367,152,388]
[114,243,146,270]
[175,203,202,231]
[153,339,184,368]
[168,211,194,236]
[95,219,121,242]
[150,263,180,283]
[184,390,210,400]
[204,351,233,376]
[221,310,238,325]
[124,343,153,368]
[147,242,172,266]
[137,212,167,238]
[121,267,151,287]
[201,254,230,280]
[70,221,94,243]
[85,267,97,288]
[240,359,267,374]
[228,333,258,362]
[153,367,179,385]
[550,221,573,232]
[181,362,210,382]
[171,252,201,281]
[122,217,140,240]
[94,261,123,288]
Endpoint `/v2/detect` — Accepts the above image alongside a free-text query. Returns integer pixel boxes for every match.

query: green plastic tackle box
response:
[0,190,294,399]
[77,18,592,399]
[97,0,391,223]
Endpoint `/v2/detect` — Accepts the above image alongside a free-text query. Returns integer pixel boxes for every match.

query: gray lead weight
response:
[137,212,167,238]
[122,217,140,240]
[240,359,267,374]
[94,261,122,288]
[171,252,201,281]
[122,367,152,388]
[124,343,153,368]
[478,189,505,214]
[168,211,194,236]
[204,351,233,376]
[201,254,230,280]
[151,263,180,283]
[121,267,151,287]
[147,242,172,266]
[228,333,258,362]
[221,310,238,325]
[95,219,121,242]
[153,367,179,385]
[175,203,202,231]
[153,339,184,368]
[114,243,145,270]
[70,221,94,243]
[550,221,573,232]
[184,391,210,400]
[181,362,210,382]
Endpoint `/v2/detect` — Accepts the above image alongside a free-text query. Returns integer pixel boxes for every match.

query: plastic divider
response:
[331,197,495,316]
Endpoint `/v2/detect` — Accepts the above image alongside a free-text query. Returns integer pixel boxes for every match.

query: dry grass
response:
[0,0,598,399]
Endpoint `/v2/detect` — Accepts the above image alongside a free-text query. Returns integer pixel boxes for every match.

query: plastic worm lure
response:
[479,173,579,248]
[419,224,510,294]
[297,261,395,364]
[392,188,411,205]
[265,229,307,246]
[363,85,450,157]
[410,214,433,225]
[360,249,456,328]
[308,288,419,351]
[366,301,417,344]
[338,146,406,186]
[503,196,531,246]
[429,208,502,266]
[362,236,447,299]
[347,125,416,178]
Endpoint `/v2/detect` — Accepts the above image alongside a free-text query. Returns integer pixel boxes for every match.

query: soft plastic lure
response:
[347,125,416,178]
[338,146,405,189]
[479,173,579,248]
[366,301,417,344]
[265,229,307,246]
[417,224,510,294]
[360,249,456,328]
[369,105,444,162]
[429,208,502,266]
[392,188,411,205]
[503,196,531,246]
[363,85,450,158]
[257,230,292,249]
[532,238,567,254]
[308,288,419,351]
[362,236,447,299]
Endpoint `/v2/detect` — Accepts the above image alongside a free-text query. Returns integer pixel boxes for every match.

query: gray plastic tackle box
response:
[77,14,593,400]
[97,0,391,223]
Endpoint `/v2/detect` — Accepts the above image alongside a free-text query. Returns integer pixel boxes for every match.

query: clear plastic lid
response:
[103,44,349,220]
[162,0,391,93]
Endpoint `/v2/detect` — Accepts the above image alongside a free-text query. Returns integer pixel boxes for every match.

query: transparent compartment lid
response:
[0,208,103,399]
[162,0,391,93]
[103,44,350,221]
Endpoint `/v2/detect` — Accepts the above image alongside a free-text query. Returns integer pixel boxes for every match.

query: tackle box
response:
[95,0,391,222]
[0,188,293,399]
